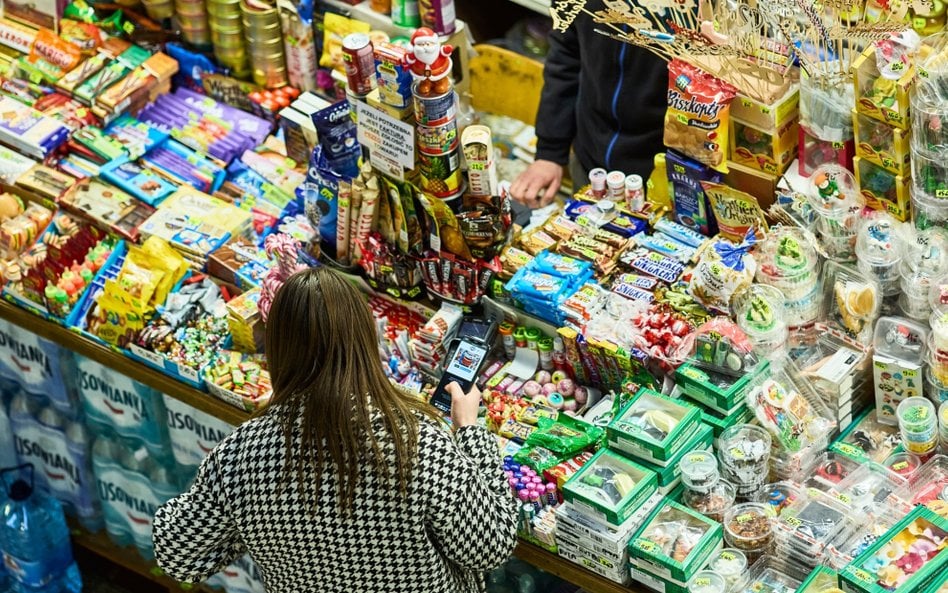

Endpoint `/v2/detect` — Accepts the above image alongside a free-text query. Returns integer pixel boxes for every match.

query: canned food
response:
[391,0,420,26]
[419,148,462,198]
[412,85,456,126]
[418,0,456,35]
[141,0,174,20]
[416,121,458,155]
[342,33,375,96]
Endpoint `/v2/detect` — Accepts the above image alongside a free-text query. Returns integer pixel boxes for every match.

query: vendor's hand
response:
[510,160,563,208]
[447,382,481,429]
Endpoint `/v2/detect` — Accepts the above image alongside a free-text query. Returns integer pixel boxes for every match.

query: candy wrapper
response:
[258,233,307,322]
[664,60,738,174]
[702,182,768,244]
[688,231,757,314]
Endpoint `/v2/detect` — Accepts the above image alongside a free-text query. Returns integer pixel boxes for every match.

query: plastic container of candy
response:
[706,548,748,592]
[723,503,774,563]
[742,555,801,593]
[824,508,902,570]
[807,164,862,262]
[801,450,864,492]
[898,228,948,319]
[940,402,948,452]
[911,185,948,231]
[683,480,735,524]
[883,451,924,479]
[896,453,948,508]
[819,261,882,343]
[734,284,789,364]
[688,571,728,593]
[830,461,910,516]
[754,227,822,328]
[754,481,805,517]
[716,424,771,499]
[898,396,939,457]
[855,211,905,297]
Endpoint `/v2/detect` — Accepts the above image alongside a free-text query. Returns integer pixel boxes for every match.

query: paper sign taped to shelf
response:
[130,343,164,368]
[355,102,414,170]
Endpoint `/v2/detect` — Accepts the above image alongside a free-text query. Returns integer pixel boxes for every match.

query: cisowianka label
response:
[0,318,70,409]
[163,395,235,468]
[77,356,155,432]
[93,461,177,549]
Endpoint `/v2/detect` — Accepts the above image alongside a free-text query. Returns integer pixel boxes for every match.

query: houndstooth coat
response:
[153,413,519,593]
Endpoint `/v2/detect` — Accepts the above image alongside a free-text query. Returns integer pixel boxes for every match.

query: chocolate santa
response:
[406,27,454,97]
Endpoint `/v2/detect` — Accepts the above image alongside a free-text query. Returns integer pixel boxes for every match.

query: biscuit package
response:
[664,60,738,174]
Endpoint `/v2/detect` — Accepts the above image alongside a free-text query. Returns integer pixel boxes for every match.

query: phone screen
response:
[430,341,489,413]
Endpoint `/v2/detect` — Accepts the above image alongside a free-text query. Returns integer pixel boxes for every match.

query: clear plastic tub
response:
[911,186,948,231]
[820,261,882,343]
[745,368,836,457]
[707,548,748,592]
[855,212,905,296]
[883,451,924,479]
[683,480,735,523]
[831,462,910,515]
[717,425,772,498]
[801,451,863,492]
[723,503,774,563]
[679,450,720,494]
[734,285,789,362]
[689,571,728,593]
[898,396,939,456]
[754,481,805,517]
[896,453,948,507]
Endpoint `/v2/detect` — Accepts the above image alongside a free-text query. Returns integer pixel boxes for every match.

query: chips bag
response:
[664,60,738,174]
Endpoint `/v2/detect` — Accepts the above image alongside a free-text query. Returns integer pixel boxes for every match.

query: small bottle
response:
[625,174,645,212]
[588,168,607,198]
[606,171,625,200]
[647,153,671,211]
[538,338,554,371]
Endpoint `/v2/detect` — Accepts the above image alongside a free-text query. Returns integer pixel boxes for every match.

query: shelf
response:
[514,541,648,593]
[70,525,201,593]
[0,300,250,426]
[319,0,415,37]
[506,0,551,16]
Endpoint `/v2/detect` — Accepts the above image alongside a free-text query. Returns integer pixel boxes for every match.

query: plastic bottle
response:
[92,436,132,549]
[0,398,16,470]
[0,465,82,593]
[646,153,670,211]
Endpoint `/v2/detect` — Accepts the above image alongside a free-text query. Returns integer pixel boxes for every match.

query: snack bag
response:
[664,60,738,173]
[688,230,757,314]
[703,181,769,243]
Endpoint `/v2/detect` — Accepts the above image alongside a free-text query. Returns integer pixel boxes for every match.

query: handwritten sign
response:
[356,102,414,171]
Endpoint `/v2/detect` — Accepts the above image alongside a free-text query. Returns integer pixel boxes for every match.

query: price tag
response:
[131,344,164,368]
[178,365,199,383]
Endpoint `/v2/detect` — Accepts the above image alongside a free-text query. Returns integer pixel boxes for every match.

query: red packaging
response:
[342,33,375,96]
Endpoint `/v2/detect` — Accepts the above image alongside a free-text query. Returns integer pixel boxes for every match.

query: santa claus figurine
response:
[406,27,454,97]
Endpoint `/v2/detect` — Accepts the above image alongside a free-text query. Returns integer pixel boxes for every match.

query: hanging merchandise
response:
[0,465,82,593]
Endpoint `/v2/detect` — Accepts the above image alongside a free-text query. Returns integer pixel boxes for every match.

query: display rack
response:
[0,301,648,593]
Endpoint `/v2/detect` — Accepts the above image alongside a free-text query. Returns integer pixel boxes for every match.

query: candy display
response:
[2,3,948,592]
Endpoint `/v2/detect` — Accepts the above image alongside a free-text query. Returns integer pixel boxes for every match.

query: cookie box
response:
[855,156,912,221]
[561,448,658,526]
[729,116,798,176]
[607,388,702,465]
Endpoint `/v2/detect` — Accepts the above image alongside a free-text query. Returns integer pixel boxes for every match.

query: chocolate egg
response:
[541,382,558,396]
[574,386,588,405]
[534,370,552,384]
[522,380,542,397]
[551,370,568,384]
[563,397,578,412]
[547,392,565,409]
[556,378,575,397]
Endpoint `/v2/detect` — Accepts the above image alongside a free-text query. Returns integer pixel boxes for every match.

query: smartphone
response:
[430,339,490,414]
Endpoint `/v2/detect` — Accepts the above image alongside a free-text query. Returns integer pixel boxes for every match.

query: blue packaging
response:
[0,319,75,415]
[311,101,361,180]
[532,251,594,279]
[505,268,573,302]
[99,158,177,207]
[104,115,169,160]
[666,149,720,236]
[301,145,344,255]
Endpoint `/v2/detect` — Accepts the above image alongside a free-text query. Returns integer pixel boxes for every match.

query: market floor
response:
[74,547,167,593]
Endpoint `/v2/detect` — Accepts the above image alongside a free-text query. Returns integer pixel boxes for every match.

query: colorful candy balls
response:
[552,370,568,384]
[563,398,578,412]
[522,380,542,397]
[534,370,552,384]
[574,386,588,406]
[547,392,565,409]
[556,378,575,397]
[541,382,558,396]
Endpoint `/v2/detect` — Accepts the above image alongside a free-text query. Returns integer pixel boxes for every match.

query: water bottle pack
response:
[0,465,82,593]
[206,555,267,593]
[162,394,235,481]
[0,319,76,415]
[91,434,180,561]
[7,391,101,532]
[76,355,172,462]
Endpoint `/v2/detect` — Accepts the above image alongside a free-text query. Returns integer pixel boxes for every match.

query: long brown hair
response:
[263,267,435,510]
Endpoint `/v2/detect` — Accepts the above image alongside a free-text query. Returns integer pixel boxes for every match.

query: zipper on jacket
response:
[604,38,628,170]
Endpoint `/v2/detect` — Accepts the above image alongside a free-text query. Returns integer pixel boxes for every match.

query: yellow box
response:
[730,116,799,176]
[730,85,800,131]
[855,156,912,221]
[367,88,414,123]
[853,109,912,176]
[853,46,913,129]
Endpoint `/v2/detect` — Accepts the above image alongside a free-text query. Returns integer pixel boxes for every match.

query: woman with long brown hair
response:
[153,267,518,592]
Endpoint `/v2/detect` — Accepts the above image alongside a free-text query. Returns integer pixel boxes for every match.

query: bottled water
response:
[0,396,16,470]
[0,465,82,593]
[75,355,172,462]
[10,392,101,532]
[162,395,235,483]
[92,433,179,560]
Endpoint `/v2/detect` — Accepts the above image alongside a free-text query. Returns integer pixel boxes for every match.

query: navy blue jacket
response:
[535,1,667,180]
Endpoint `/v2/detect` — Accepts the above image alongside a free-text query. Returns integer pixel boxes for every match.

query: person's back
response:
[152,268,518,593]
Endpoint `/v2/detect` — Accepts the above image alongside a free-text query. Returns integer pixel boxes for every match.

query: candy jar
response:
[707,548,747,592]
[723,502,774,563]
[807,164,862,262]
[717,424,771,499]
[873,316,930,424]
[754,481,804,517]
[856,211,905,297]
[679,450,735,523]
[897,396,939,457]
[883,452,923,478]
[734,285,788,364]
[899,228,948,319]
[689,571,728,593]
[754,227,821,328]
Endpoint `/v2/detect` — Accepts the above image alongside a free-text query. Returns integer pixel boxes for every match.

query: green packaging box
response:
[628,500,724,583]
[562,448,659,526]
[675,360,767,414]
[631,423,714,493]
[700,406,754,438]
[629,565,689,593]
[798,565,840,593]
[607,388,702,465]
[841,506,948,593]
[830,407,904,465]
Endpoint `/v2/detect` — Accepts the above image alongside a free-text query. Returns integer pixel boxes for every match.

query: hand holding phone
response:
[430,340,489,414]
[446,381,481,428]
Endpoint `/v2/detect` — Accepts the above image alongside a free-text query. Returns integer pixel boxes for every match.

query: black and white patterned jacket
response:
[153,413,519,593]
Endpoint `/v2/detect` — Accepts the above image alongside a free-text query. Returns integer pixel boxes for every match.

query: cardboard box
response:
[798,124,855,177]
[730,86,800,131]
[841,506,948,593]
[730,116,799,176]
[722,160,779,209]
[562,448,658,525]
[853,46,913,129]
[854,109,911,175]
[629,501,724,584]
[675,360,766,414]
[606,388,702,465]
[855,156,912,221]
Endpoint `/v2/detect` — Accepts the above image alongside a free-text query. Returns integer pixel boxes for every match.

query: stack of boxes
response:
[673,362,764,438]
[557,448,662,585]
[852,47,915,221]
[606,388,710,497]
[729,87,800,178]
